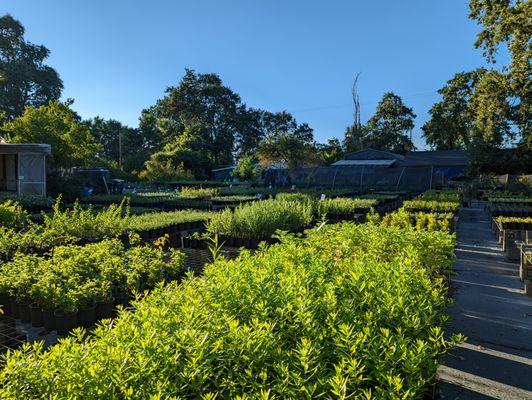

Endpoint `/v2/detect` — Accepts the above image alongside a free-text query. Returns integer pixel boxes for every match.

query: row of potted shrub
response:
[376,209,457,232]
[0,223,460,398]
[0,199,215,260]
[402,199,460,214]
[0,239,185,335]
[495,216,532,230]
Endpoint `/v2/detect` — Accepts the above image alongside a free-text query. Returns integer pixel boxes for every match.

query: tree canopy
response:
[1,100,100,170]
[362,92,416,154]
[0,14,62,121]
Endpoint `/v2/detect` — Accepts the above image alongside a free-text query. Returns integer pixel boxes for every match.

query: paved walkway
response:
[438,205,532,399]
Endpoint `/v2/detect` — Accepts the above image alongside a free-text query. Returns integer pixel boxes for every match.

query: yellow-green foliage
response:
[179,187,219,199]
[380,210,454,232]
[0,200,27,229]
[0,223,459,399]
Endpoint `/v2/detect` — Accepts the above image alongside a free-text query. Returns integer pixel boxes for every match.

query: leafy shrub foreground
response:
[0,223,458,399]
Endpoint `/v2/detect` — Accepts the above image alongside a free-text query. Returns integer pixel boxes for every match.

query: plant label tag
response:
[320,194,326,201]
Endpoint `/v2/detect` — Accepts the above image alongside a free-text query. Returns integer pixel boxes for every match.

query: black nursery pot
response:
[18,302,31,323]
[0,296,11,316]
[77,302,97,328]
[54,309,78,335]
[42,309,55,331]
[96,298,115,320]
[29,303,44,327]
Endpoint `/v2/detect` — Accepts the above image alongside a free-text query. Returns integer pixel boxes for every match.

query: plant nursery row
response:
[0,222,459,399]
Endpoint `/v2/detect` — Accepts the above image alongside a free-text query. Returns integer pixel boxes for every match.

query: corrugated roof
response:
[331,159,397,167]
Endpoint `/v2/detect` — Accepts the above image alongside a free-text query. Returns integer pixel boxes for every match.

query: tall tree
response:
[256,112,318,168]
[139,69,241,167]
[422,69,485,149]
[0,14,62,120]
[85,117,151,173]
[1,100,100,170]
[469,0,531,147]
[363,92,416,153]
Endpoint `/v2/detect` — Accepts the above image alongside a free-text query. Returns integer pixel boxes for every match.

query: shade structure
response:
[0,143,50,196]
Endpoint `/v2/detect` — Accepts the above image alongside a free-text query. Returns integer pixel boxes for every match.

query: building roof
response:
[331,159,397,167]
[343,148,405,161]
[0,143,51,155]
[401,150,469,167]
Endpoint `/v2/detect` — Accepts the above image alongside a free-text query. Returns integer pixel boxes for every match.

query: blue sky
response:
[1,0,506,149]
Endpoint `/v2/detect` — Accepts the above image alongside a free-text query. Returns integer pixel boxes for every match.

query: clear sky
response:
[1,0,506,149]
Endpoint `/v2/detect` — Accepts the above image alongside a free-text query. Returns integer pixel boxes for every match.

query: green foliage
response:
[1,100,101,170]
[138,156,196,182]
[0,14,62,120]
[0,239,185,312]
[0,200,27,228]
[381,210,455,232]
[362,92,416,153]
[319,197,378,214]
[415,190,462,203]
[256,112,318,168]
[469,0,531,141]
[402,200,460,214]
[124,210,212,232]
[178,187,219,199]
[207,199,313,239]
[232,155,262,182]
[0,223,458,398]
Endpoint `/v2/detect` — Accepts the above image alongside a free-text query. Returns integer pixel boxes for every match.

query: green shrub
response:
[0,239,185,313]
[179,187,219,199]
[124,210,212,232]
[207,199,314,239]
[0,200,27,228]
[319,197,377,214]
[415,190,461,202]
[0,223,459,398]
[380,210,454,232]
[402,200,460,213]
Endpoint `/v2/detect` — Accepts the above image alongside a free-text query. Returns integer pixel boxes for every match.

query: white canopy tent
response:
[0,143,51,196]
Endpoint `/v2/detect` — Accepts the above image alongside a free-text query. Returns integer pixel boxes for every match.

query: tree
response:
[1,100,100,170]
[232,155,262,182]
[469,0,531,147]
[256,112,318,168]
[0,14,62,120]
[363,92,416,153]
[316,138,344,165]
[85,117,151,173]
[139,69,241,167]
[422,69,485,149]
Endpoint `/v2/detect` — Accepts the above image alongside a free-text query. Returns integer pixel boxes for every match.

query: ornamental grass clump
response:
[0,223,459,399]
[206,198,314,239]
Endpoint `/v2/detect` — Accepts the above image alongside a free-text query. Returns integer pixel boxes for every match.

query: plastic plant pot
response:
[29,303,44,327]
[18,303,31,323]
[42,309,55,331]
[54,309,78,336]
[96,298,115,320]
[77,302,97,328]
